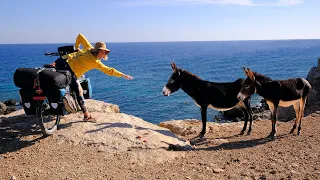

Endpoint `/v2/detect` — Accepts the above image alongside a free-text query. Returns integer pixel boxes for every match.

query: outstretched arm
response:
[96,61,134,80]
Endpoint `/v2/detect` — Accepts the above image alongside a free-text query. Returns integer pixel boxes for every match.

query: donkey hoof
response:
[239,131,245,135]
[198,134,205,139]
[267,133,276,139]
[191,133,204,140]
[289,129,294,134]
[247,131,251,135]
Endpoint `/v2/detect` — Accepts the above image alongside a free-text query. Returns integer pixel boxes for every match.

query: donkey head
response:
[237,67,257,101]
[162,62,182,96]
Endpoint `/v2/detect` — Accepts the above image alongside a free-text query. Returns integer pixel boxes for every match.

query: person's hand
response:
[123,74,134,80]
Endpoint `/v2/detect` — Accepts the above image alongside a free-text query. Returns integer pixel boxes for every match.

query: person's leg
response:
[57,61,95,122]
[70,75,95,122]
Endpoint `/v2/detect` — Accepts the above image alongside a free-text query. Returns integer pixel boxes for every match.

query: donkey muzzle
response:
[162,86,171,96]
[237,92,245,101]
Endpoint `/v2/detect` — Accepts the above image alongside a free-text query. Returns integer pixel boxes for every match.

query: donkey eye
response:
[170,79,175,83]
[245,85,250,89]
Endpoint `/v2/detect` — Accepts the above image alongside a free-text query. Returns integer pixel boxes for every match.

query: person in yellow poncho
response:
[55,33,133,122]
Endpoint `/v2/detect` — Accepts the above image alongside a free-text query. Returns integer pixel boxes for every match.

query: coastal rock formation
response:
[221,99,271,122]
[0,99,17,115]
[159,119,244,137]
[1,99,190,162]
[306,58,320,106]
[4,99,17,106]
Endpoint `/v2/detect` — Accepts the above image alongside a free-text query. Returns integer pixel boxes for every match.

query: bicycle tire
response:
[37,101,60,136]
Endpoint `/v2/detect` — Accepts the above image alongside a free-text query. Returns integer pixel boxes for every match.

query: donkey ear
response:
[243,67,250,77]
[247,68,256,81]
[170,62,177,71]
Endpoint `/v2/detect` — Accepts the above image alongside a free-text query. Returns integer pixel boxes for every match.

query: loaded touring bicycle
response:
[14,46,92,136]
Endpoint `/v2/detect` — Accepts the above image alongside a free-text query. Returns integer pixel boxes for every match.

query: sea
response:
[0,40,319,124]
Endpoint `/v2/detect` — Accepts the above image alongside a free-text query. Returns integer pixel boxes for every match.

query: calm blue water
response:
[0,40,319,124]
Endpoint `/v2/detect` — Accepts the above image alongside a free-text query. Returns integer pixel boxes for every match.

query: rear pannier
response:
[14,68,71,92]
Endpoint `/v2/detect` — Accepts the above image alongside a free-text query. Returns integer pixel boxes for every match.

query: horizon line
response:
[1,38,320,45]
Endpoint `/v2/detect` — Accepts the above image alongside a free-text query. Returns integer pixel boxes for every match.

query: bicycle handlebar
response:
[44,52,60,56]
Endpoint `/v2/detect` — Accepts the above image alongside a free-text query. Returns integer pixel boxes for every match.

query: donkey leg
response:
[248,108,253,135]
[290,102,300,134]
[240,107,248,135]
[239,98,252,135]
[266,101,277,138]
[245,98,253,135]
[199,106,208,137]
[297,97,307,135]
[270,112,277,137]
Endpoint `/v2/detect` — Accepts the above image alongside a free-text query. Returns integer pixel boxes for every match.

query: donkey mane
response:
[253,72,272,82]
[181,69,202,81]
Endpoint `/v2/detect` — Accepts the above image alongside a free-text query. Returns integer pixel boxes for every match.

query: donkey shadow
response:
[189,133,288,151]
[0,115,46,154]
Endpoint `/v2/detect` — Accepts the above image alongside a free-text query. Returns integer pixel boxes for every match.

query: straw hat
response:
[90,42,110,53]
[90,42,110,60]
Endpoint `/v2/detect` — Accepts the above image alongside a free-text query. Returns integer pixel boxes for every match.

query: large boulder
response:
[306,59,320,106]
[0,102,7,115]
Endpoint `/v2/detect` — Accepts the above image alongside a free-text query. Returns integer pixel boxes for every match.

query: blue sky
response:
[1,0,319,43]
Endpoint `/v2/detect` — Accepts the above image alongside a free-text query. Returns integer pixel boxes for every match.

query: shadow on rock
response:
[136,126,186,142]
[0,115,46,154]
[85,122,133,134]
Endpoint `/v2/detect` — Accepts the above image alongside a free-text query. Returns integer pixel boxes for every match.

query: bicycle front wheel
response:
[37,101,60,136]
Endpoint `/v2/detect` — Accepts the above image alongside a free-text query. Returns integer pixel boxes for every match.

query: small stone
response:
[291,163,299,168]
[270,170,277,174]
[57,139,65,145]
[290,170,300,174]
[213,168,224,173]
[259,175,267,180]
[10,176,17,180]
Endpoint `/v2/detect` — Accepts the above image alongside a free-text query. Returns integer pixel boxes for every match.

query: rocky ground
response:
[0,99,320,180]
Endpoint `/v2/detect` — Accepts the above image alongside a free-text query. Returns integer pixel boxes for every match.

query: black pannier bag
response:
[14,68,41,89]
[14,68,72,92]
[19,89,37,115]
[39,70,72,92]
[46,89,68,115]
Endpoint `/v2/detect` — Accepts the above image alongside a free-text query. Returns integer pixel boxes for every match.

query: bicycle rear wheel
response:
[37,101,60,136]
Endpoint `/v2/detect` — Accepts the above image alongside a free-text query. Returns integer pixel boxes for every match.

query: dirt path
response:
[1,112,320,179]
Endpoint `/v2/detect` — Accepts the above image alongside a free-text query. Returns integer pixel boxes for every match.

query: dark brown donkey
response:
[237,67,312,138]
[162,62,253,138]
